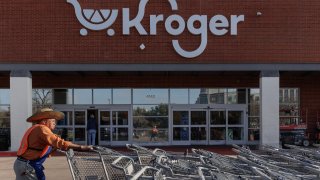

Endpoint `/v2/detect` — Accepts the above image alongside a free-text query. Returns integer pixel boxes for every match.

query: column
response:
[260,71,280,147]
[10,70,32,151]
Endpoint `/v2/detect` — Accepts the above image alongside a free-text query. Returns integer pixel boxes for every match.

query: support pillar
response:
[10,70,32,151]
[260,71,280,147]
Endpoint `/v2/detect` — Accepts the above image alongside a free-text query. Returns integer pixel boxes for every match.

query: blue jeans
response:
[88,129,96,145]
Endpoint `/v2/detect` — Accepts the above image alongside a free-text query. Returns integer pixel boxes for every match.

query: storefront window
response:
[0,89,10,151]
[53,89,73,104]
[170,89,188,104]
[227,89,246,104]
[133,89,168,104]
[280,88,300,126]
[190,89,207,104]
[32,89,53,112]
[208,89,226,104]
[113,89,131,104]
[133,105,168,116]
[248,88,260,141]
[93,89,112,104]
[74,89,92,104]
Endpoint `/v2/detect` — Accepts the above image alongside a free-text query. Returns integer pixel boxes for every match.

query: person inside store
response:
[14,108,93,180]
[87,113,97,145]
[150,125,159,141]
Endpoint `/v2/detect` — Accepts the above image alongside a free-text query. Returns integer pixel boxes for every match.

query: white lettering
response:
[165,15,185,35]
[150,15,163,35]
[230,15,244,35]
[209,15,229,36]
[122,0,148,35]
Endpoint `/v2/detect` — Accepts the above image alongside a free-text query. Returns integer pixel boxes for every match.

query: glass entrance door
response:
[99,107,130,146]
[74,109,87,144]
[171,105,246,145]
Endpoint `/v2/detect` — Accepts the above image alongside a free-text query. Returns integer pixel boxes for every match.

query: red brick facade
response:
[0,0,319,63]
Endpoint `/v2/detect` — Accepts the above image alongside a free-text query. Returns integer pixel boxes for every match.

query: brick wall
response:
[0,0,319,63]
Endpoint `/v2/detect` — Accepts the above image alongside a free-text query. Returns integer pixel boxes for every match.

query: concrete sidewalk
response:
[0,157,72,180]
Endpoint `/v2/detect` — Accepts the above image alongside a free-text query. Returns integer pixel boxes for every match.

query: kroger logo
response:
[67,0,245,58]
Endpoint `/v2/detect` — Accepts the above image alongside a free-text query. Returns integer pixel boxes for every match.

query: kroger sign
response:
[67,0,245,58]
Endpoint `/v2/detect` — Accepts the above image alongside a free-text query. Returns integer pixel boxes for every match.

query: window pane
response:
[133,105,168,116]
[228,111,243,125]
[100,111,110,125]
[112,111,128,125]
[227,89,246,104]
[248,88,260,104]
[93,89,111,104]
[190,89,207,104]
[74,89,92,104]
[191,127,206,140]
[53,89,73,104]
[210,111,226,125]
[173,127,189,141]
[249,117,260,129]
[54,127,73,141]
[100,127,111,141]
[75,128,86,141]
[210,127,225,140]
[0,89,9,104]
[249,129,260,141]
[133,89,168,104]
[57,111,73,126]
[173,111,189,125]
[32,89,52,108]
[133,117,168,128]
[228,127,243,140]
[208,89,226,104]
[112,127,128,141]
[191,111,206,125]
[133,128,168,143]
[170,89,188,104]
[75,111,85,125]
[113,89,131,104]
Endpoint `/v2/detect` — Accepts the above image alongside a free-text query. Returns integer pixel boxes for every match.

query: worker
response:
[13,108,93,180]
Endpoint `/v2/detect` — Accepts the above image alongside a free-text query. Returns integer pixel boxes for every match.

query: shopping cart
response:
[67,0,118,36]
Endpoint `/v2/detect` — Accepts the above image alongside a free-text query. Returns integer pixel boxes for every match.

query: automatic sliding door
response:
[227,110,245,144]
[190,110,207,145]
[209,110,227,145]
[74,110,87,145]
[111,110,129,145]
[99,110,111,146]
[172,111,189,145]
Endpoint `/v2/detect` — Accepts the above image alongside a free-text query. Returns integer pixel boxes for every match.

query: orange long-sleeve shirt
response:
[20,125,72,160]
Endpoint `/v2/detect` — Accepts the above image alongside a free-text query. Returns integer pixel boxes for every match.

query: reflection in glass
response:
[100,127,110,141]
[53,89,73,104]
[75,111,86,125]
[173,111,189,125]
[57,111,73,126]
[112,111,128,125]
[170,89,188,104]
[133,128,168,142]
[228,111,243,125]
[249,117,260,129]
[227,89,246,104]
[100,111,110,125]
[93,89,112,104]
[210,111,226,125]
[0,89,9,105]
[189,89,201,104]
[173,127,189,141]
[191,127,206,140]
[191,111,206,125]
[133,89,168,104]
[133,104,168,116]
[228,128,243,140]
[74,89,92,104]
[210,127,225,140]
[113,89,131,104]
[248,129,260,141]
[0,106,10,128]
[75,128,86,141]
[248,89,260,104]
[133,117,168,128]
[54,127,73,141]
[112,128,128,141]
[32,89,52,109]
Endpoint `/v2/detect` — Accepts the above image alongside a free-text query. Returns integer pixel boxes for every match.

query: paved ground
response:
[0,156,72,180]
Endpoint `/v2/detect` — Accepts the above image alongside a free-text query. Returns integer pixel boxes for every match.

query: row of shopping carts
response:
[63,144,320,180]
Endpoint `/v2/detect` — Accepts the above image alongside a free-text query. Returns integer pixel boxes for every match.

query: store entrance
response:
[171,105,247,145]
[54,105,131,146]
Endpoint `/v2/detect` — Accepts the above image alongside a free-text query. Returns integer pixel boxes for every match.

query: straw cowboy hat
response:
[27,108,64,123]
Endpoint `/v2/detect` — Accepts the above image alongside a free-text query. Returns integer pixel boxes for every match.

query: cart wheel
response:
[303,139,310,147]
